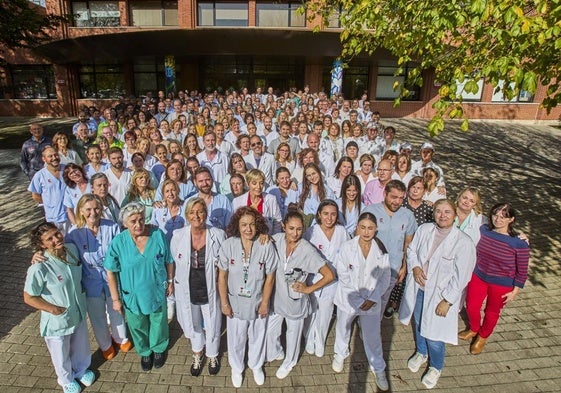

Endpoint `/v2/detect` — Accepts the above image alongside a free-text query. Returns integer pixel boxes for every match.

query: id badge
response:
[238,286,252,298]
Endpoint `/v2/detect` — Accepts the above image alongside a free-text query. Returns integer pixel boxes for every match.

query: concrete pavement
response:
[1,118,560,392]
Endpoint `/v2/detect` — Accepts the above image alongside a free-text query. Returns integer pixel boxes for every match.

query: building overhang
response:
[34,28,355,63]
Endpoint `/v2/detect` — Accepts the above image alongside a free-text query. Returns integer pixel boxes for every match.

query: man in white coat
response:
[244,135,276,188]
[398,199,476,389]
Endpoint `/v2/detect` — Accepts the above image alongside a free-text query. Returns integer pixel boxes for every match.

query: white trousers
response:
[334,309,386,373]
[44,319,91,386]
[226,316,267,374]
[87,293,128,351]
[186,303,221,357]
[267,313,305,370]
[306,285,336,354]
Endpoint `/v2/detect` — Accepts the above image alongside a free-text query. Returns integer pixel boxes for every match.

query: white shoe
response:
[315,345,325,358]
[421,367,441,389]
[332,354,344,373]
[275,349,285,361]
[374,370,389,391]
[276,366,292,379]
[231,371,243,388]
[252,368,265,385]
[305,340,315,355]
[407,352,428,373]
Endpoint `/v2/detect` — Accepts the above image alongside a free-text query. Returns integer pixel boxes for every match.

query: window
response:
[79,63,126,98]
[133,57,168,96]
[130,1,178,26]
[2,65,56,99]
[376,62,421,101]
[491,80,534,103]
[326,5,344,28]
[321,61,368,99]
[198,2,248,26]
[71,1,120,27]
[454,78,484,102]
[256,1,305,27]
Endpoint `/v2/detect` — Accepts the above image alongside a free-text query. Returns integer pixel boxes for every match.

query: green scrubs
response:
[104,227,173,356]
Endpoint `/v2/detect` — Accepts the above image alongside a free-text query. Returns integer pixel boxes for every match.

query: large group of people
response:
[21,86,530,392]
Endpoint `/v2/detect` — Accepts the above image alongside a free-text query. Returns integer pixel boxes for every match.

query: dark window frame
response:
[255,1,306,28]
[2,65,56,99]
[70,0,121,27]
[129,0,178,27]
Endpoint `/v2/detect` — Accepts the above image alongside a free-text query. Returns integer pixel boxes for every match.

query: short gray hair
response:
[120,202,146,224]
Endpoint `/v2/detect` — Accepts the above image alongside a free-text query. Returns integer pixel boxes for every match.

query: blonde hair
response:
[75,194,103,228]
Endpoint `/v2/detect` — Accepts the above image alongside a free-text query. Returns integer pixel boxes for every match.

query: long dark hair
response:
[488,203,517,236]
[30,222,58,252]
[341,174,361,221]
[315,199,340,226]
[298,163,327,210]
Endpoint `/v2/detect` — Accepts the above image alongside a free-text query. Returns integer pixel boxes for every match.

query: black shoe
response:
[208,356,220,375]
[154,352,167,369]
[141,354,153,371]
[383,306,395,319]
[190,353,204,377]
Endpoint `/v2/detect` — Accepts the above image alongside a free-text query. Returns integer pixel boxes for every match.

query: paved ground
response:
[1,118,560,392]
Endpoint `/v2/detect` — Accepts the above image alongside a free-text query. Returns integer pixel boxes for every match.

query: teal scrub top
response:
[24,243,87,337]
[104,226,173,315]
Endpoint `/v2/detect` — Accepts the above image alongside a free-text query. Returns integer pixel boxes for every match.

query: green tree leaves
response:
[305,0,561,136]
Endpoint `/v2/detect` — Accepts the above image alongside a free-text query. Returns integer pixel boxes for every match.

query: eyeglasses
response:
[251,142,263,147]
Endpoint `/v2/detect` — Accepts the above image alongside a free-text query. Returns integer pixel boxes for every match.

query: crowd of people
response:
[21,87,530,392]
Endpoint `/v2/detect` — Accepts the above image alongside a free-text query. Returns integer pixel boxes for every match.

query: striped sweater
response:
[474,225,530,288]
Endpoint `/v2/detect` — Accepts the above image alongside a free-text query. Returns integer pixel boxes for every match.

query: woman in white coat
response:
[232,169,282,235]
[304,199,349,358]
[267,208,335,379]
[332,212,391,391]
[398,199,476,389]
[170,197,226,377]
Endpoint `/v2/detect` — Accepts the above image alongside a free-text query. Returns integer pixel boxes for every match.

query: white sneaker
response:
[276,366,292,379]
[252,368,265,385]
[315,345,325,358]
[421,367,441,389]
[305,340,315,355]
[275,349,285,361]
[231,371,243,388]
[332,354,344,373]
[407,352,428,373]
[374,370,389,391]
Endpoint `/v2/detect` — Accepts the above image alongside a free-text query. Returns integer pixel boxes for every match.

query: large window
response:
[133,57,167,96]
[199,56,303,93]
[130,1,178,26]
[71,1,120,27]
[79,63,126,98]
[491,80,534,103]
[454,78,484,102]
[2,65,56,99]
[198,1,248,26]
[326,5,344,28]
[256,1,305,27]
[322,61,368,99]
[376,62,421,101]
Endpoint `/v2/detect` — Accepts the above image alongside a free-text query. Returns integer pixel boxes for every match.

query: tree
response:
[305,0,561,135]
[0,0,65,62]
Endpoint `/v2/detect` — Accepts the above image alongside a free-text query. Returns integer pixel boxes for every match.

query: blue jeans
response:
[413,290,445,370]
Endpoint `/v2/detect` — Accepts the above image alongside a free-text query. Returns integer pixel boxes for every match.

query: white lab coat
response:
[170,225,226,342]
[398,224,476,344]
[232,192,282,235]
[334,237,391,315]
[458,210,487,245]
